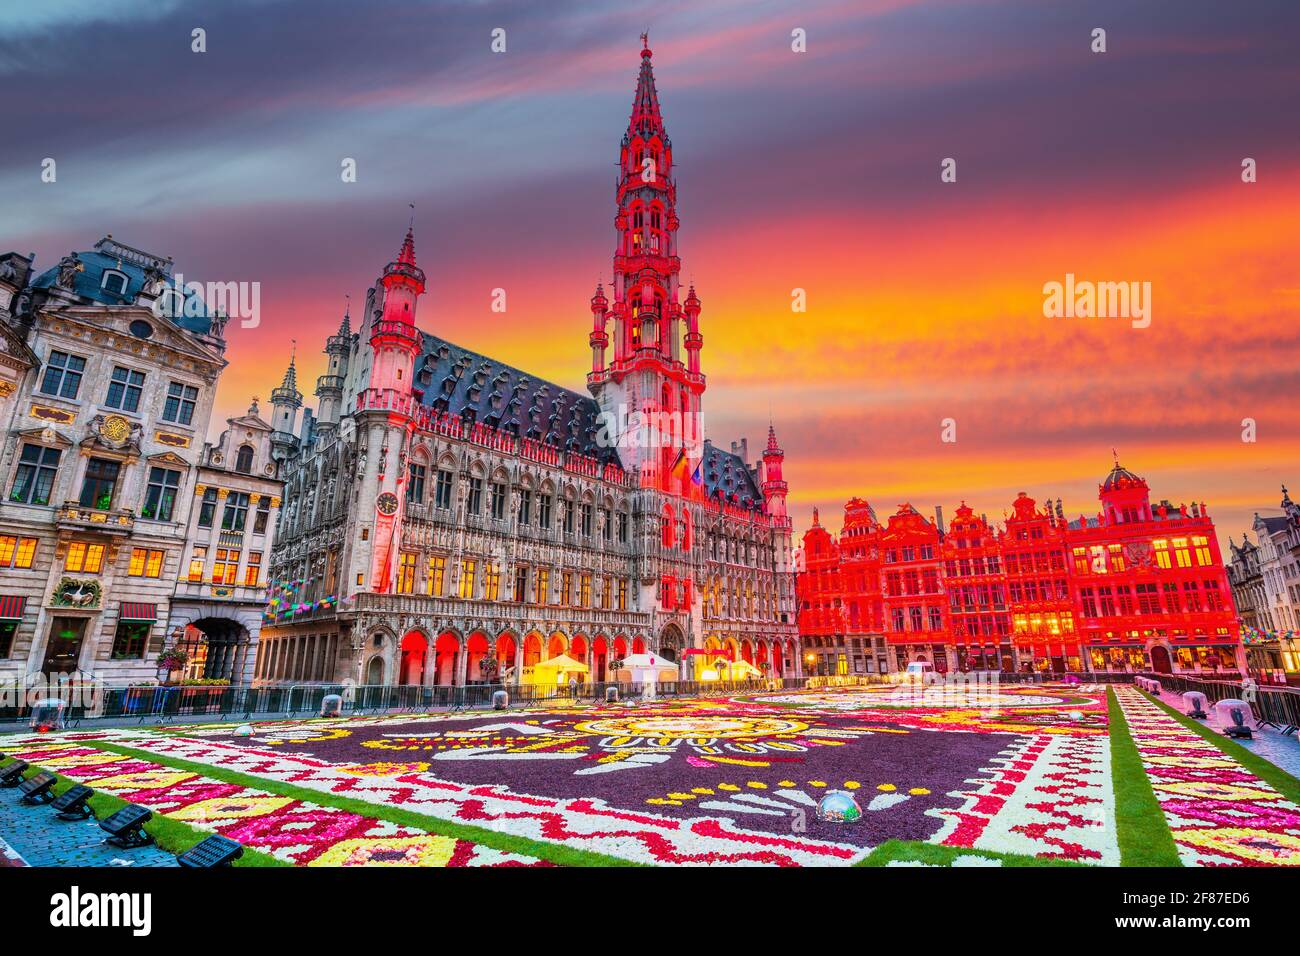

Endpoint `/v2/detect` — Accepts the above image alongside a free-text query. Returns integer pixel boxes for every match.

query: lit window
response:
[65,541,105,573]
[427,555,446,596]
[484,562,501,601]
[0,536,38,569]
[397,552,416,593]
[459,559,477,599]
[188,546,206,582]
[127,548,165,578]
[1153,539,1171,569]
[213,548,240,585]
[1108,544,1125,572]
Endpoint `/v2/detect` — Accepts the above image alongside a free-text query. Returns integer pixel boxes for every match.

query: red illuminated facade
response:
[796,459,1245,676]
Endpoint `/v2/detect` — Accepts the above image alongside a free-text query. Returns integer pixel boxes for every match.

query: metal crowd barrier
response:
[1,671,1157,729]
[1139,672,1300,735]
[0,677,816,727]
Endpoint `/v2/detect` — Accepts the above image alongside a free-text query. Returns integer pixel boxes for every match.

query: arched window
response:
[235,444,255,473]
[681,509,692,551]
[101,269,129,296]
[662,504,675,548]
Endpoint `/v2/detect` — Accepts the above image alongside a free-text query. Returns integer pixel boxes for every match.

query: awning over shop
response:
[119,602,157,622]
[0,595,27,620]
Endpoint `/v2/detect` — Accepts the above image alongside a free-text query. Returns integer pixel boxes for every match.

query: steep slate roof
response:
[408,330,764,508]
[698,442,763,506]
[1258,514,1291,535]
[413,331,616,462]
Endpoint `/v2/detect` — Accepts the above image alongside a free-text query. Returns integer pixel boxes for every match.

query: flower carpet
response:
[1,741,548,867]
[1113,686,1300,866]
[3,682,1298,867]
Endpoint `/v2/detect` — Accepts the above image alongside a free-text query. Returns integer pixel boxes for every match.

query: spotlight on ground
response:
[18,770,57,806]
[177,834,244,868]
[1224,707,1253,740]
[99,804,154,849]
[0,760,30,787]
[51,785,94,820]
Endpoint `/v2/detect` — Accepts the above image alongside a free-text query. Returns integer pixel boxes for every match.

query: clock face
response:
[376,492,399,516]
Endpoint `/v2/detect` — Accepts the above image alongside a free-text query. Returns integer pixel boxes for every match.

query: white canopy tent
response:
[612,652,680,697]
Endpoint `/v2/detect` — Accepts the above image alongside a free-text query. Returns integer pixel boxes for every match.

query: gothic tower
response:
[589,38,704,494]
[357,226,426,593]
[314,306,352,433]
[269,353,302,463]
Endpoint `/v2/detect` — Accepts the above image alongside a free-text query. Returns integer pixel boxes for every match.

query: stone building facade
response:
[257,44,800,687]
[0,235,270,685]
[167,398,283,684]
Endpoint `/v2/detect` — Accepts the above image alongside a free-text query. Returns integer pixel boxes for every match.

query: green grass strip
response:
[0,754,287,867]
[80,740,636,867]
[856,839,1085,867]
[1145,693,1300,804]
[1107,688,1182,867]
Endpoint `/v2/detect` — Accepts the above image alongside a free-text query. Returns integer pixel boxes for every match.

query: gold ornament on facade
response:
[99,414,131,445]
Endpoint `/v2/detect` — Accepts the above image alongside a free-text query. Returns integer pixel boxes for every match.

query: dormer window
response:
[101,269,129,297]
[235,444,255,473]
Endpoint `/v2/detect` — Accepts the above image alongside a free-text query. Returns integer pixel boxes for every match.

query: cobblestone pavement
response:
[0,832,28,866]
[1150,686,1300,779]
[0,786,177,867]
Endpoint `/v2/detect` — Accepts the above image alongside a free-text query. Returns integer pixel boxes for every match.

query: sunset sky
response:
[3,0,1298,550]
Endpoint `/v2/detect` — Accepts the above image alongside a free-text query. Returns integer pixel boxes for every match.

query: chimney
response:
[730,438,748,465]
[934,505,945,534]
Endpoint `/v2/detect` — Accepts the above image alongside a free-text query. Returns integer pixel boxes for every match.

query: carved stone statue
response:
[55,254,83,289]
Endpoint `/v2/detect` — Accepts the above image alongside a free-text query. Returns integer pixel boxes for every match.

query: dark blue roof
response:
[411,331,765,510]
[414,332,615,462]
[31,249,214,334]
[698,442,763,507]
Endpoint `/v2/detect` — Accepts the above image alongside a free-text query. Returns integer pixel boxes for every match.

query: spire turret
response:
[270,351,304,458]
[270,353,302,409]
[761,423,788,520]
[368,221,425,395]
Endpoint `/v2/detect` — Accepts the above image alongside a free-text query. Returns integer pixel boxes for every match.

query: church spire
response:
[588,42,701,492]
[396,226,417,267]
[272,351,300,402]
[629,34,664,140]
